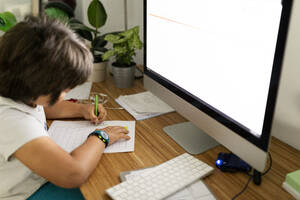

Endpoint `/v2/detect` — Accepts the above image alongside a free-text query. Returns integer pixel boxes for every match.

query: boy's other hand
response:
[96,126,130,145]
[80,103,107,124]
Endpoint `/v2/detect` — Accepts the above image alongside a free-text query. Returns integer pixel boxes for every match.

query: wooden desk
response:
[80,77,300,200]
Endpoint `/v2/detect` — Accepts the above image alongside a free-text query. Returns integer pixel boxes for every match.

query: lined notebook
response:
[48,120,135,153]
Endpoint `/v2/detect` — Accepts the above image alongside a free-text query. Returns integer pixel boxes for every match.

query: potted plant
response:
[102,26,143,88]
[43,0,76,22]
[0,11,17,33]
[69,0,114,82]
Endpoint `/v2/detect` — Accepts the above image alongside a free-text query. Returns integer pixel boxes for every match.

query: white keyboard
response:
[106,153,214,200]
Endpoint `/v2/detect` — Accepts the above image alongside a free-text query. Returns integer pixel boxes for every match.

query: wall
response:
[271,0,300,150]
[76,0,144,66]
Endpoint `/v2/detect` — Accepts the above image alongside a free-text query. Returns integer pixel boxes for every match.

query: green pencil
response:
[95,94,98,116]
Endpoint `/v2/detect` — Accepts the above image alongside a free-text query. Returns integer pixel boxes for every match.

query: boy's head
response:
[0,15,93,106]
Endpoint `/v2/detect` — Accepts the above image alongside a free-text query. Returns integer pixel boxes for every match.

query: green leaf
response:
[69,19,96,33]
[75,29,93,41]
[102,49,115,61]
[92,46,108,52]
[114,36,129,44]
[104,34,130,44]
[69,18,82,24]
[0,18,5,26]
[69,19,95,41]
[114,45,127,54]
[44,7,69,22]
[133,34,143,49]
[0,12,17,32]
[104,31,122,36]
[88,0,107,29]
[92,35,107,48]
[104,34,121,43]
[120,28,134,38]
[132,26,139,34]
[127,37,134,50]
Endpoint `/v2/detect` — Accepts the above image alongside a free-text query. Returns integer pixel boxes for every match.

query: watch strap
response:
[88,130,109,147]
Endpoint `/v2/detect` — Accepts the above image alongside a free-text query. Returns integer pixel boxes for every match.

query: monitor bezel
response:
[143,0,293,152]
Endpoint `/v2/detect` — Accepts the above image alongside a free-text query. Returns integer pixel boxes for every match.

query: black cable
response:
[232,176,253,200]
[262,152,272,176]
[231,152,272,200]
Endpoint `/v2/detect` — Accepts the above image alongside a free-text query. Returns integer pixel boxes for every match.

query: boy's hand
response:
[80,103,107,124]
[96,126,130,145]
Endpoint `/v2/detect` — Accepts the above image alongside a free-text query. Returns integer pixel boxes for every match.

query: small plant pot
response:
[112,62,136,88]
[89,61,107,82]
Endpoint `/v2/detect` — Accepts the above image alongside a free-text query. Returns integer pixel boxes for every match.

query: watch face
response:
[101,131,109,140]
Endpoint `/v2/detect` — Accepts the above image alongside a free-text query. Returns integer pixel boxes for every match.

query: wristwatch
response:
[88,130,109,147]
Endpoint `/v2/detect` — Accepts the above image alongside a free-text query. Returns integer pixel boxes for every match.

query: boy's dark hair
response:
[0,15,93,106]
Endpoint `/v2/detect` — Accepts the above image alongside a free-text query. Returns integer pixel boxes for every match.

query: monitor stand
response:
[163,122,219,155]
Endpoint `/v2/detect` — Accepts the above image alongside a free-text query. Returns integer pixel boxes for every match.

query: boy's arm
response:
[44,100,83,119]
[44,100,107,123]
[14,126,130,188]
[15,136,105,188]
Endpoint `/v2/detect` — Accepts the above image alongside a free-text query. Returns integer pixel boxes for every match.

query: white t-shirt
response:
[0,96,49,200]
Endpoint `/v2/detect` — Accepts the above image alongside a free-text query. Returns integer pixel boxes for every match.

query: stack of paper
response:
[115,91,175,120]
[282,170,300,199]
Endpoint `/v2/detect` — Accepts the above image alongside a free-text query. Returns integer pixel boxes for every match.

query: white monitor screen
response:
[146,0,283,137]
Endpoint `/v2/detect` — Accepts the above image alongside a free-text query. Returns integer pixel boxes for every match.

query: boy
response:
[0,16,130,200]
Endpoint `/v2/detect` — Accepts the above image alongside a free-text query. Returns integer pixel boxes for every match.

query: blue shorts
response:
[27,182,84,200]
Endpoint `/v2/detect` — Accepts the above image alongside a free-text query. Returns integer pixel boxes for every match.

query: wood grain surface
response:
[76,77,300,200]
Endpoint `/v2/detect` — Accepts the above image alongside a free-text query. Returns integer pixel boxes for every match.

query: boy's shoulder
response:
[0,97,47,135]
[0,107,38,129]
[0,106,48,163]
[0,105,45,131]
[0,106,48,148]
[0,103,32,120]
[0,96,44,121]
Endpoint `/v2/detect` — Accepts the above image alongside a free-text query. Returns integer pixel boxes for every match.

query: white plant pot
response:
[89,61,107,82]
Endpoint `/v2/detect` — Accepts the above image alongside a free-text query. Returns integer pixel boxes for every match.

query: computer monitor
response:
[144,0,293,174]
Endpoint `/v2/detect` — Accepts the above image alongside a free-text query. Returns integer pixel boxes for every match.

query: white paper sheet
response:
[118,91,174,113]
[48,120,135,153]
[115,98,168,121]
[123,167,216,200]
[115,91,175,121]
[64,82,92,100]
